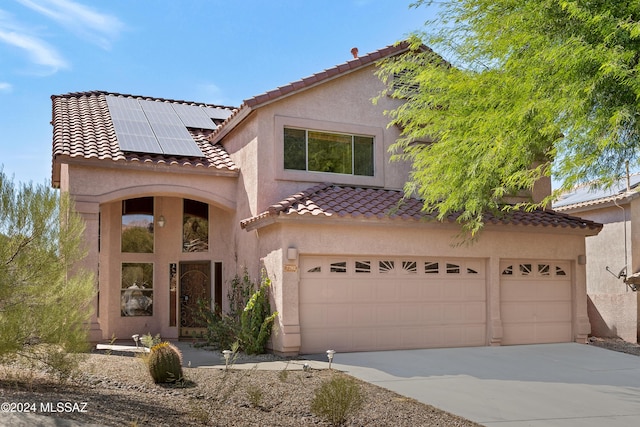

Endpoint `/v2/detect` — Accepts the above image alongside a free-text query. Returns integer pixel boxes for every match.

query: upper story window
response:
[122,197,154,253]
[183,199,209,252]
[284,127,374,176]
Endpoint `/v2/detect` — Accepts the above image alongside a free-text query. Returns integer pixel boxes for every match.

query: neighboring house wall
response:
[566,203,638,342]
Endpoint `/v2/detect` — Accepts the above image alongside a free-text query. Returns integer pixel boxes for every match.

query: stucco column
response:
[279,247,302,354]
[574,259,591,343]
[488,257,503,346]
[263,247,301,355]
[74,200,103,342]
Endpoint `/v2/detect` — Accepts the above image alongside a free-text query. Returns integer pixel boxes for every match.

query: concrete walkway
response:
[173,341,329,370]
[303,343,640,427]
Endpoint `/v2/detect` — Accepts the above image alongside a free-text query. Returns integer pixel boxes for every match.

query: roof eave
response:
[52,154,240,178]
[241,211,602,236]
[555,192,640,214]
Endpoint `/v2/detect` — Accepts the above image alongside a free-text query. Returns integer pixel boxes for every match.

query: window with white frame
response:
[284,127,374,176]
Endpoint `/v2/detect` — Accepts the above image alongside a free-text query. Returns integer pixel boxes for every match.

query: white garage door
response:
[500,261,572,345]
[299,256,487,353]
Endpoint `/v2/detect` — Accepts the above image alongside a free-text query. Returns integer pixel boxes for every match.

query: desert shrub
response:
[239,272,278,355]
[147,342,183,383]
[197,268,277,354]
[311,374,365,426]
[196,300,239,350]
[246,384,264,408]
[0,172,95,377]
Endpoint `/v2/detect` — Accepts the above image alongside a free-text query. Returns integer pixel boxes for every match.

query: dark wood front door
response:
[179,261,211,338]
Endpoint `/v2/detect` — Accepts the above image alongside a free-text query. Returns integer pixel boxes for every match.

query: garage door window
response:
[302,258,485,278]
[502,263,567,277]
[402,261,418,274]
[355,261,371,273]
[425,261,439,274]
[330,261,347,273]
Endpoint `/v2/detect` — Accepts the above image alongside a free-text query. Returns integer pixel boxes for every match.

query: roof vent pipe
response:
[351,47,358,58]
[626,160,631,193]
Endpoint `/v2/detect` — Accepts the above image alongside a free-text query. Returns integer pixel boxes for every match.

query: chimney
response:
[351,47,358,58]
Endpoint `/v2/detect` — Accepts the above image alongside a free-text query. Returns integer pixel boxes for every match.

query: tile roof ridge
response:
[52,90,237,110]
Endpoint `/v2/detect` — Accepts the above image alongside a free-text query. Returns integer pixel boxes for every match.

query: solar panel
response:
[138,100,205,157]
[203,107,233,120]
[171,103,217,130]
[106,95,205,157]
[106,96,164,155]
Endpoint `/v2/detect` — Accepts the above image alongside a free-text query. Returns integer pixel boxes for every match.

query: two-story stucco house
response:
[51,43,602,354]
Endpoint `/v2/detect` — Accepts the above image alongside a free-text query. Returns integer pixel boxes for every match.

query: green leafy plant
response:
[239,271,278,355]
[140,332,161,348]
[311,374,365,426]
[0,171,95,376]
[147,342,183,383]
[196,300,239,350]
[196,268,277,354]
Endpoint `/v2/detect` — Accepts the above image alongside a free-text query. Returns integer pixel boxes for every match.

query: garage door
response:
[299,256,487,353]
[500,261,572,345]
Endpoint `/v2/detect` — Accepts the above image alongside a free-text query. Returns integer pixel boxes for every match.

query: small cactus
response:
[148,342,183,383]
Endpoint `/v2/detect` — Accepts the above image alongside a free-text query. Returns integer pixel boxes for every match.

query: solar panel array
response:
[105,95,232,157]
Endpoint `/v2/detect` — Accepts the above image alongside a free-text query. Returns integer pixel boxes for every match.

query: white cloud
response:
[15,0,124,49]
[0,82,13,92]
[0,9,69,72]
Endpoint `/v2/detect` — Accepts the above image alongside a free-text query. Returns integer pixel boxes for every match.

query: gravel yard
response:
[0,349,480,426]
[0,337,638,427]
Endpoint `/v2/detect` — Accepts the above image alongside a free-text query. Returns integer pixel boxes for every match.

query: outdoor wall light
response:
[326,349,336,369]
[157,215,166,228]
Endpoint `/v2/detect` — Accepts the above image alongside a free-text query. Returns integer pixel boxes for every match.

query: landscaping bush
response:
[197,268,277,354]
[147,342,183,383]
[239,273,278,355]
[196,300,239,350]
[311,374,365,426]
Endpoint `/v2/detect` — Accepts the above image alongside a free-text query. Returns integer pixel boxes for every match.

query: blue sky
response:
[0,0,437,186]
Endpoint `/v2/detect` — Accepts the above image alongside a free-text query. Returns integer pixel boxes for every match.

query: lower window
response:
[121,263,153,316]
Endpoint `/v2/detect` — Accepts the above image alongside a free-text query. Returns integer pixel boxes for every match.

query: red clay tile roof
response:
[240,184,603,233]
[51,91,238,187]
[209,42,423,143]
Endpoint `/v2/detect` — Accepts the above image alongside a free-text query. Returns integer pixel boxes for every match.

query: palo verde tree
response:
[0,169,95,375]
[377,1,640,236]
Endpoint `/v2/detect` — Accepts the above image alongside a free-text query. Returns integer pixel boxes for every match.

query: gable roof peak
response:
[242,41,418,109]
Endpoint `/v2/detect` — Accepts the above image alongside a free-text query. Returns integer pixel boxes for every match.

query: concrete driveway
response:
[307,343,640,427]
